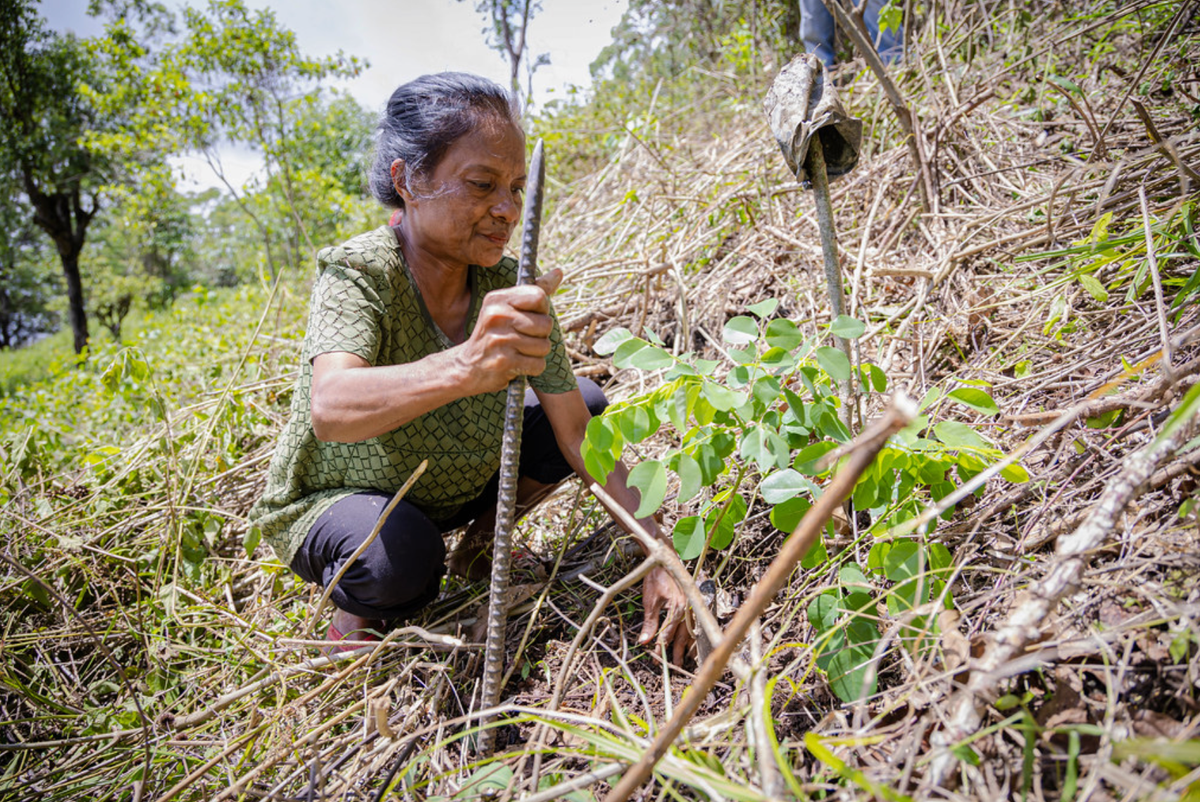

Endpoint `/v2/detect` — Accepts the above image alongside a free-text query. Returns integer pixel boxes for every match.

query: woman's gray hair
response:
[369,72,523,209]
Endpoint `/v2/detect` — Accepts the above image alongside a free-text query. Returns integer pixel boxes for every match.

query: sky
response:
[39,0,628,191]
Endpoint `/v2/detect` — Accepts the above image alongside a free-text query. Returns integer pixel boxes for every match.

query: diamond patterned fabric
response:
[249,226,577,565]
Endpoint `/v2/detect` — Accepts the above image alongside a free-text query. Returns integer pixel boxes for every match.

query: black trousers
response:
[290,378,607,620]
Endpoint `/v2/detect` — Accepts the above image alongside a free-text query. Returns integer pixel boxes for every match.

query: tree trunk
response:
[25,179,95,355]
[60,249,89,353]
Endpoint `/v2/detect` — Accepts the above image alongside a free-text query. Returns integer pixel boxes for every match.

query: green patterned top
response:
[250,226,577,565]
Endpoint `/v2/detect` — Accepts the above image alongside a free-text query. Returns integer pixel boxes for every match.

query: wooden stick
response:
[603,396,915,802]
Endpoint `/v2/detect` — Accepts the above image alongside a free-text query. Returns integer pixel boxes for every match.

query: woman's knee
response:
[308,498,447,617]
[361,517,446,610]
[577,376,609,417]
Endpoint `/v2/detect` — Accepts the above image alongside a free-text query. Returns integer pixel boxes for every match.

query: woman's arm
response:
[311,271,562,443]
[539,388,694,662]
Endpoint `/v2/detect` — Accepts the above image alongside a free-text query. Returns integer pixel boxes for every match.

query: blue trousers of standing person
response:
[800,0,903,66]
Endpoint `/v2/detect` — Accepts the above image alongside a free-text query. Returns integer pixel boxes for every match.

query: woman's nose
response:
[491,189,520,221]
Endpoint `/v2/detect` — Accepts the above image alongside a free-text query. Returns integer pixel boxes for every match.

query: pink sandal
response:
[324,622,383,654]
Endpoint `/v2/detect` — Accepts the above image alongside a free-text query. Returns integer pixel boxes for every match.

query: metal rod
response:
[477,138,545,756]
[808,133,858,425]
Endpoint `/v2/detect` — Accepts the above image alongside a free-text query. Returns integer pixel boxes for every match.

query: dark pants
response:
[290,379,607,621]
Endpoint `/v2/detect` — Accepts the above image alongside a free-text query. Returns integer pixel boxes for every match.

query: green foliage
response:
[1021,201,1200,340]
[585,300,1023,700]
[0,0,113,352]
[592,0,799,85]
[464,0,547,101]
[0,175,61,348]
[85,0,368,281]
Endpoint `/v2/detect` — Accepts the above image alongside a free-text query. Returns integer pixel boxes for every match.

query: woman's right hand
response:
[457,268,563,393]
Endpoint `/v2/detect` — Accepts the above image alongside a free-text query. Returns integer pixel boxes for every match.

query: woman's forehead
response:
[440,121,525,174]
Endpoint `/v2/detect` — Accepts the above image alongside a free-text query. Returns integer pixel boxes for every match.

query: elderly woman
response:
[250,73,689,660]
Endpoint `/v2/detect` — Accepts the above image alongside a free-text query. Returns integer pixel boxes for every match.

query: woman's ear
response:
[390,159,413,203]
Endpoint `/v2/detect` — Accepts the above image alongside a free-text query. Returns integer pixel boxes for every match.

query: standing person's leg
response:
[292,493,447,649]
[800,0,838,66]
[864,0,904,63]
[446,377,609,580]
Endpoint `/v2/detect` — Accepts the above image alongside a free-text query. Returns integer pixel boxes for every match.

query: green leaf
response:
[674,452,702,503]
[612,338,649,369]
[883,540,921,583]
[701,380,747,412]
[582,417,620,481]
[761,346,794,372]
[765,319,804,351]
[593,327,634,355]
[760,468,817,504]
[808,591,841,632]
[815,346,852,382]
[1000,462,1030,483]
[454,765,514,800]
[629,344,674,371]
[100,356,124,394]
[952,745,981,766]
[829,315,866,339]
[693,441,726,485]
[747,298,779,319]
[1078,273,1109,302]
[243,525,261,556]
[933,420,990,450]
[722,316,758,345]
[827,644,876,702]
[839,563,871,592]
[770,496,811,533]
[866,363,887,392]
[795,441,838,474]
[878,0,902,34]
[627,460,667,518]
[127,351,150,382]
[866,541,890,576]
[1048,74,1083,96]
[729,344,757,365]
[706,492,747,551]
[673,516,704,560]
[801,533,828,568]
[668,384,692,431]
[615,405,657,444]
[947,388,1000,416]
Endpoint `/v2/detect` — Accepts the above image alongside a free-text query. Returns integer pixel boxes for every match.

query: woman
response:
[250,73,690,661]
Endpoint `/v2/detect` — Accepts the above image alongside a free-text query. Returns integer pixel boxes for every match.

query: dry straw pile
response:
[2,1,1199,800]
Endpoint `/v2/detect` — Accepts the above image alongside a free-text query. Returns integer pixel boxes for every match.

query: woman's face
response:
[396,118,526,270]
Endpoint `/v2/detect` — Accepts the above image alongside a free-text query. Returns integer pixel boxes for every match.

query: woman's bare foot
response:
[447,535,492,581]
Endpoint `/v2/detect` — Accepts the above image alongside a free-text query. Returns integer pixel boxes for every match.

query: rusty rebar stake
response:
[477,138,545,757]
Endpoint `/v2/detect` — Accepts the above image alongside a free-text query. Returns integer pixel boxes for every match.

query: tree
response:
[90,0,365,280]
[0,173,60,349]
[591,0,798,85]
[469,0,547,102]
[0,2,107,353]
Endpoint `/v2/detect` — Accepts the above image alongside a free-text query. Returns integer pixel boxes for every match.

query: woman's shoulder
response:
[316,226,399,278]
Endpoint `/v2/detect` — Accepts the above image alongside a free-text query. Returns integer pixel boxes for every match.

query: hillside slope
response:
[2,2,1198,799]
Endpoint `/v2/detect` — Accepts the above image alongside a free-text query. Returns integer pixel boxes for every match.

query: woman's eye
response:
[470,181,493,191]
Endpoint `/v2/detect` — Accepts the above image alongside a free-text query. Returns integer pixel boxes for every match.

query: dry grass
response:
[3,1,1200,800]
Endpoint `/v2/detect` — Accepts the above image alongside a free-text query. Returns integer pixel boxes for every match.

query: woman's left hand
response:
[638,565,693,664]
